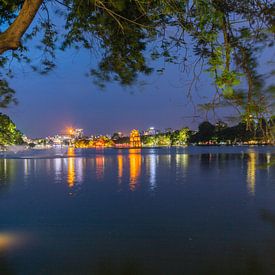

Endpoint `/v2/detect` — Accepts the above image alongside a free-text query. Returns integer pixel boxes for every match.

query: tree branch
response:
[0,0,44,54]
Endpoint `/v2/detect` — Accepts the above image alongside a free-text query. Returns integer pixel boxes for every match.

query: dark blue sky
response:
[5,46,226,138]
[4,34,272,138]
[5,42,273,138]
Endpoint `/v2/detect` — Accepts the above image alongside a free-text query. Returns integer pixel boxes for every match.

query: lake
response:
[0,146,274,274]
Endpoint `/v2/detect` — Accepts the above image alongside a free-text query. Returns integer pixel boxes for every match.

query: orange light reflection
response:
[96,155,105,180]
[129,149,141,191]
[67,147,75,187]
[118,154,123,183]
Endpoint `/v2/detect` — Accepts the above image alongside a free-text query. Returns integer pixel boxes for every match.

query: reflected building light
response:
[117,155,123,184]
[266,152,271,174]
[266,153,271,165]
[46,159,51,175]
[149,154,157,190]
[75,158,84,184]
[24,159,31,180]
[129,149,141,191]
[24,159,28,178]
[3,158,7,175]
[96,155,105,180]
[54,158,62,182]
[176,154,189,170]
[0,159,16,184]
[67,157,75,188]
[247,150,257,196]
[67,147,75,157]
[166,154,171,166]
[67,147,75,188]
[209,153,212,162]
[32,159,38,177]
[161,154,171,168]
[0,159,8,183]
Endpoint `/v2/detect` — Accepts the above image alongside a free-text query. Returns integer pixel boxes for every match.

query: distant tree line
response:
[114,120,274,146]
[141,128,190,147]
[1,112,274,149]
[190,119,274,144]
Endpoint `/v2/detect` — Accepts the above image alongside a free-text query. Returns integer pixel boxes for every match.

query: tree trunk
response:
[0,0,44,54]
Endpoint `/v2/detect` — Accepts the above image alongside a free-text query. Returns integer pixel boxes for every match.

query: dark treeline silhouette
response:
[190,119,274,144]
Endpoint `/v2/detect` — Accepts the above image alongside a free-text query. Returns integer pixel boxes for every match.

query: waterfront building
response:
[130,129,142,148]
[143,127,159,136]
[148,127,156,135]
[73,129,84,139]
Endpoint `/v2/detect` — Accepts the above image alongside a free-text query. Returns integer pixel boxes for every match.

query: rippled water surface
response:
[0,146,274,274]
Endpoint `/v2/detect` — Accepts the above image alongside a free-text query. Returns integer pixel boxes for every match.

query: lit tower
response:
[130,129,142,148]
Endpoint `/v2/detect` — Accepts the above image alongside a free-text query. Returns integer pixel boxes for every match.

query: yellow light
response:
[67,127,74,135]
[129,129,142,148]
[247,150,256,195]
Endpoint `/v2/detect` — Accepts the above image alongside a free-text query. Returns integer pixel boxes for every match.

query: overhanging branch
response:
[0,0,44,54]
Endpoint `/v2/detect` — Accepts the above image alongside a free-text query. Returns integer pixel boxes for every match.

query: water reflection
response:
[67,148,75,187]
[54,158,62,182]
[175,154,189,170]
[24,159,31,181]
[0,149,273,197]
[0,232,29,274]
[247,150,257,195]
[67,147,75,157]
[75,158,84,183]
[266,152,271,174]
[163,154,171,167]
[147,154,157,190]
[117,154,123,183]
[96,155,105,180]
[129,149,141,191]
[67,157,75,188]
[0,233,23,252]
[0,149,275,274]
[0,159,16,185]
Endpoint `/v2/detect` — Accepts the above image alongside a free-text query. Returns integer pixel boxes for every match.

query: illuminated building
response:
[68,128,83,139]
[130,129,142,148]
[148,127,156,135]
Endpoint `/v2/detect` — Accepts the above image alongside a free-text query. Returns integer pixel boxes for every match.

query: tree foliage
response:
[141,128,190,146]
[0,0,274,124]
[190,119,274,143]
[0,113,23,146]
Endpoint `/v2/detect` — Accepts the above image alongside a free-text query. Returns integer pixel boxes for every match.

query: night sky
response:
[3,21,272,138]
[4,46,227,138]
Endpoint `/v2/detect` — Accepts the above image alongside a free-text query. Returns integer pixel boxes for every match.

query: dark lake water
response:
[0,146,274,275]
